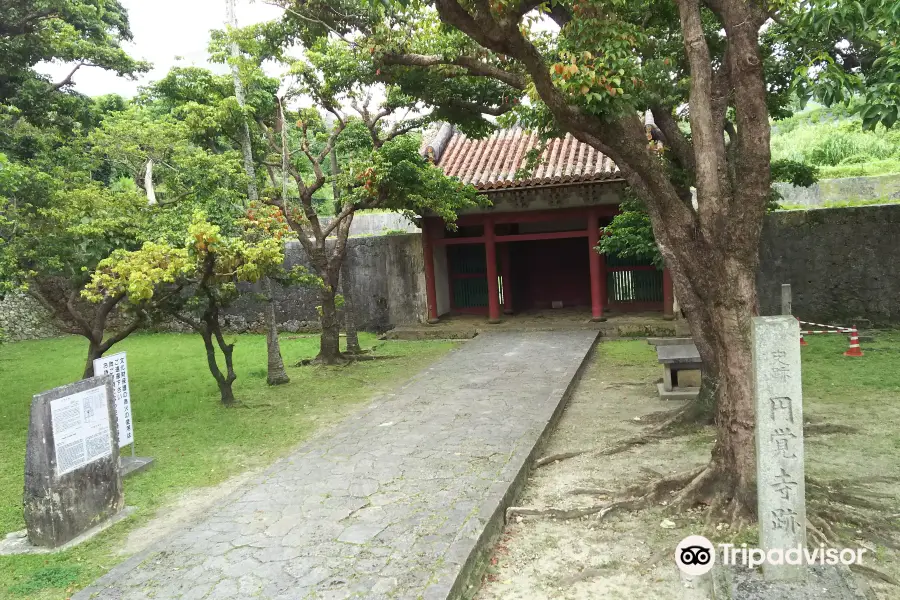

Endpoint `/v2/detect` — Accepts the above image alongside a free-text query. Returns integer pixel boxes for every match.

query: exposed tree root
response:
[805,475,900,588]
[507,466,716,524]
[570,487,611,496]
[640,398,714,428]
[804,423,859,436]
[344,354,400,362]
[505,498,643,523]
[534,428,676,468]
[534,398,712,469]
[850,564,900,588]
[534,450,590,467]
[807,476,900,551]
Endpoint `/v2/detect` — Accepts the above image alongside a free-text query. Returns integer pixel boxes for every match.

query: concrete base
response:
[427,318,441,325]
[590,316,608,322]
[712,564,871,600]
[120,456,155,479]
[657,382,699,401]
[648,337,694,346]
[0,507,136,556]
[487,318,502,324]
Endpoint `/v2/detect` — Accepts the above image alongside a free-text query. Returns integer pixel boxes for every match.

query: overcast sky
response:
[38,0,284,98]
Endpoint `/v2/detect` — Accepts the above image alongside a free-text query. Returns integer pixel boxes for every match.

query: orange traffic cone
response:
[843,328,863,357]
[797,317,808,346]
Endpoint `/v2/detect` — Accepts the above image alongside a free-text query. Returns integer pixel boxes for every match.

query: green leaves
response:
[0,0,149,127]
[598,197,662,268]
[774,0,900,130]
[337,133,483,222]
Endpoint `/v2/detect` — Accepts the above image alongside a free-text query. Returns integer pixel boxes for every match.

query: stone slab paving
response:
[75,331,598,600]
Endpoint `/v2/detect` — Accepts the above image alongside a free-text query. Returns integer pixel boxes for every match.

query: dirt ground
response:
[475,338,900,600]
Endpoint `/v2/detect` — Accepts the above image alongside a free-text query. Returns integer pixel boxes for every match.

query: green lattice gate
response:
[606,253,664,310]
[448,244,490,312]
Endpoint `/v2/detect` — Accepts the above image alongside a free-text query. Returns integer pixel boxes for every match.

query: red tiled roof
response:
[433,126,621,190]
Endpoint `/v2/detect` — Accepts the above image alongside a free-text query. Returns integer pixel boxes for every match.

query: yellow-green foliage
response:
[83,212,287,305]
[84,243,191,303]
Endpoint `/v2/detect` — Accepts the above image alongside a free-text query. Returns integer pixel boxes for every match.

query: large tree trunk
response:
[665,251,760,519]
[317,283,343,364]
[262,276,289,385]
[331,148,362,354]
[340,257,362,354]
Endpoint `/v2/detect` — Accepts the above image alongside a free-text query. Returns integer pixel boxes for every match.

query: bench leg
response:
[663,365,674,392]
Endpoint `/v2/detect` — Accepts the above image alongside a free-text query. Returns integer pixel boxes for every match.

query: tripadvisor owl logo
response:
[675,535,716,576]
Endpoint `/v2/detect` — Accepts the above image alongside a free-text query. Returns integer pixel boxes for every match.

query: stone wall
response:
[774,173,900,207]
[758,203,900,325]
[0,292,60,342]
[5,205,900,341]
[221,234,428,333]
[320,212,420,236]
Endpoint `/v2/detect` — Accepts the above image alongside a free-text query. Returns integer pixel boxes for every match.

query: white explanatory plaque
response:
[93,352,134,448]
[50,385,113,477]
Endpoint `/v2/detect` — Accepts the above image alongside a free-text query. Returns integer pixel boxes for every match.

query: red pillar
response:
[500,243,513,314]
[484,217,501,323]
[422,219,440,324]
[588,208,605,321]
[663,267,675,319]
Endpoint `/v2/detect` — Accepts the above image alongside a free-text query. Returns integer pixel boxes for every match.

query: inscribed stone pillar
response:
[24,376,124,548]
[752,316,807,582]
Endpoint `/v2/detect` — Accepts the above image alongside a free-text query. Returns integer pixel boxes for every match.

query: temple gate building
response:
[422,124,675,323]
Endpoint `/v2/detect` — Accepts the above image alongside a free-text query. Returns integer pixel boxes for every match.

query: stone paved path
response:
[76,331,598,600]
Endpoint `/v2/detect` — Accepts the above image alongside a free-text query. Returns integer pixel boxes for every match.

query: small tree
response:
[85,211,300,405]
[248,40,481,364]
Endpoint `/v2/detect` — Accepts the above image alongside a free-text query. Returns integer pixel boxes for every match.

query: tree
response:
[84,210,300,405]
[0,142,153,377]
[0,0,148,128]
[220,36,482,365]
[223,1,290,385]
[0,1,151,375]
[0,85,260,377]
[274,0,900,520]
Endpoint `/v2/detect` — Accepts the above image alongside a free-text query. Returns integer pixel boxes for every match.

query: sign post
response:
[94,352,155,478]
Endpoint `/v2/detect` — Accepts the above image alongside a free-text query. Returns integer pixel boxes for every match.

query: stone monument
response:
[711,317,870,599]
[752,315,807,581]
[24,376,124,548]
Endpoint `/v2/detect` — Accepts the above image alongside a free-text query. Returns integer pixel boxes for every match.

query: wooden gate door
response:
[448,244,490,313]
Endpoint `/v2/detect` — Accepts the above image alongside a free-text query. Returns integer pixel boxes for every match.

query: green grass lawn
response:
[0,332,457,599]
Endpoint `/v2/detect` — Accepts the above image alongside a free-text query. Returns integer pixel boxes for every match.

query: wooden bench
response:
[656,343,702,400]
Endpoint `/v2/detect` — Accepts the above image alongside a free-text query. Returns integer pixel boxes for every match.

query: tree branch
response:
[49,61,87,92]
[675,0,727,228]
[511,0,571,26]
[705,0,771,251]
[99,314,144,353]
[650,106,695,173]
[381,53,527,90]
[65,289,95,338]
